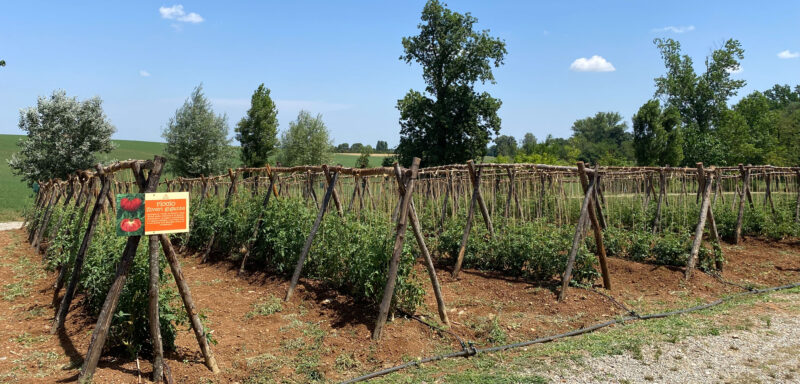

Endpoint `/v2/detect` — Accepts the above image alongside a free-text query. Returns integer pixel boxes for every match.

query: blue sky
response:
[1,1,798,148]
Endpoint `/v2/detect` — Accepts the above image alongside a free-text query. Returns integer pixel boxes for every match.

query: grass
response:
[0,133,390,220]
[245,295,283,319]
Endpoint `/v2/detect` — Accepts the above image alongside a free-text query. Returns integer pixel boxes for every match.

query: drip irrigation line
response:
[340,281,800,384]
[398,310,469,352]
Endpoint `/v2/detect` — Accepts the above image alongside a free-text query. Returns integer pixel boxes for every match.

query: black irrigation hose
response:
[340,281,800,384]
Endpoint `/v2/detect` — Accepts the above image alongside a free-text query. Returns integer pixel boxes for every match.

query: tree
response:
[355,145,373,168]
[278,110,333,166]
[9,90,115,184]
[571,112,634,165]
[162,84,233,177]
[652,38,745,165]
[336,143,350,152]
[350,143,364,153]
[375,140,389,152]
[521,133,537,155]
[0,59,5,67]
[494,135,517,157]
[632,100,683,166]
[764,84,800,110]
[235,84,278,168]
[395,0,506,166]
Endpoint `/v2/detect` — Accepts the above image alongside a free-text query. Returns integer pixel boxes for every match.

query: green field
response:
[0,134,389,220]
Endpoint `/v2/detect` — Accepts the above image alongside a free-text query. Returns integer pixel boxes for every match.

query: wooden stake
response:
[685,163,712,279]
[285,170,339,301]
[373,158,420,340]
[467,160,494,237]
[576,162,611,290]
[238,170,277,274]
[147,236,164,382]
[734,164,749,244]
[452,165,481,279]
[558,178,594,301]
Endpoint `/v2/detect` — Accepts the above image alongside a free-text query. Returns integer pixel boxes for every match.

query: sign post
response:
[144,192,190,235]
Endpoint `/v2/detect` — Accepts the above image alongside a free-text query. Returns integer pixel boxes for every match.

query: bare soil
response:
[0,228,799,383]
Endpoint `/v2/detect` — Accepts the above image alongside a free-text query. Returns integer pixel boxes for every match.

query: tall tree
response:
[494,135,517,157]
[395,0,506,166]
[632,100,683,166]
[521,133,537,155]
[235,84,278,168]
[350,143,364,153]
[571,112,634,165]
[0,59,5,67]
[9,90,115,184]
[375,140,389,152]
[355,145,374,168]
[162,84,233,177]
[278,110,333,166]
[653,38,745,165]
[336,143,350,152]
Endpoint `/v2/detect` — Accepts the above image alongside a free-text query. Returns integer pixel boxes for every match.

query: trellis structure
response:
[25,157,800,383]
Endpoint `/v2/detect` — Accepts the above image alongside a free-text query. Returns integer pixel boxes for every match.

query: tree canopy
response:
[278,110,333,166]
[571,112,634,165]
[395,0,506,167]
[162,84,234,177]
[9,90,115,184]
[235,84,278,168]
[632,99,683,166]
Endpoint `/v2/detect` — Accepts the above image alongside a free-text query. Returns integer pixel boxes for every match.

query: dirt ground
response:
[0,227,799,383]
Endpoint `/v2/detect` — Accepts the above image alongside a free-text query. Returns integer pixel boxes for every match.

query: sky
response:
[1,1,799,148]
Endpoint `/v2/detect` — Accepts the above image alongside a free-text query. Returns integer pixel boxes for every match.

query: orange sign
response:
[144,192,190,235]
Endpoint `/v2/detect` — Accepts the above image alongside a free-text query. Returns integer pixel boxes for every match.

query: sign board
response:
[143,192,190,235]
[116,193,145,236]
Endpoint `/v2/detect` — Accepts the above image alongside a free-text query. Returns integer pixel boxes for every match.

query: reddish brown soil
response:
[1,228,799,383]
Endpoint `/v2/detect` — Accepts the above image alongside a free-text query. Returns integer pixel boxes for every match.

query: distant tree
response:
[632,100,683,166]
[278,110,333,166]
[494,135,517,157]
[235,84,278,168]
[653,38,745,165]
[571,112,634,165]
[521,133,537,155]
[355,145,374,168]
[336,143,350,152]
[375,140,389,152]
[485,145,498,157]
[9,90,115,184]
[0,59,5,67]
[350,143,364,153]
[162,84,234,177]
[764,84,800,110]
[395,0,506,166]
[381,155,397,167]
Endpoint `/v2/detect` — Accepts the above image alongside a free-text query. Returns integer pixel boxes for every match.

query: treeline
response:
[488,38,800,167]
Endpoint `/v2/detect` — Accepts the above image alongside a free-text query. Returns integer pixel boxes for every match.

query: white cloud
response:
[777,50,799,59]
[653,25,695,34]
[159,5,204,24]
[569,55,615,72]
[139,70,151,77]
[726,65,743,74]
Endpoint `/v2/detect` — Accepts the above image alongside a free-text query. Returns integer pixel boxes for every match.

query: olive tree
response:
[9,90,115,184]
[162,84,234,177]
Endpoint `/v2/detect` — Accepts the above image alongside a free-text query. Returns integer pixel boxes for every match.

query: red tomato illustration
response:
[120,197,143,212]
[120,218,142,233]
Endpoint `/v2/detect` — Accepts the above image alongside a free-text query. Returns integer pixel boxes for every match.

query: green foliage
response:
[355,145,373,168]
[236,84,279,168]
[437,218,599,284]
[494,135,517,158]
[571,112,634,165]
[395,0,506,167]
[8,90,115,184]
[162,84,234,177]
[375,140,389,152]
[188,194,424,312]
[633,99,683,166]
[278,111,333,166]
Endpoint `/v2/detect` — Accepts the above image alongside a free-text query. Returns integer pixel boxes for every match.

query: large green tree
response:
[494,135,517,157]
[652,38,745,165]
[632,100,683,166]
[395,0,506,166]
[570,112,634,165]
[162,84,234,177]
[521,133,537,155]
[9,90,115,184]
[235,84,278,168]
[277,110,333,166]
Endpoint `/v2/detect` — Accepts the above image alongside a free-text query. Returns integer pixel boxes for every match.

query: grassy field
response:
[0,134,390,220]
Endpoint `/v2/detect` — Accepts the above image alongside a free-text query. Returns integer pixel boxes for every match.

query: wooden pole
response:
[652,169,666,234]
[159,234,220,373]
[558,180,594,301]
[685,163,712,279]
[201,169,237,263]
[285,171,339,301]
[467,161,494,237]
[147,236,164,382]
[78,156,165,383]
[373,158,420,340]
[734,164,749,244]
[391,165,449,325]
[452,166,481,279]
[51,168,110,333]
[576,162,611,290]
[795,170,800,224]
[238,171,277,274]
